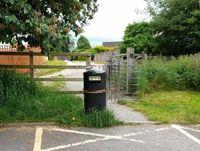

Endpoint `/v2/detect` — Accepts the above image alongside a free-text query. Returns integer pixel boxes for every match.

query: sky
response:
[81,0,150,46]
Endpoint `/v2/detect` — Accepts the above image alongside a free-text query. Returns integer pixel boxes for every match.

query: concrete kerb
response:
[0,121,159,130]
[0,122,56,129]
[122,121,159,125]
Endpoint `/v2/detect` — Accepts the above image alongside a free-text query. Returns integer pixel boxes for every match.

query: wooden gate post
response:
[126,48,133,93]
[86,54,92,70]
[107,58,112,100]
[29,51,34,78]
[116,57,120,100]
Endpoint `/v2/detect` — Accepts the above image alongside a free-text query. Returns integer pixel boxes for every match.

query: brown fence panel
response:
[0,55,45,73]
[0,46,45,73]
[93,50,119,62]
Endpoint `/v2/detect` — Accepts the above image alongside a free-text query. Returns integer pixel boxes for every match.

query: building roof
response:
[102,41,121,47]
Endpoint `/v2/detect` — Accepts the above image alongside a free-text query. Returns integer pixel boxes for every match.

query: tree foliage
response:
[0,0,98,53]
[148,0,200,55]
[76,36,91,51]
[122,0,200,55]
[120,22,157,54]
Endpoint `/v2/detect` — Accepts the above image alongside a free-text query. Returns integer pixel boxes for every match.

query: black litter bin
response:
[83,69,106,113]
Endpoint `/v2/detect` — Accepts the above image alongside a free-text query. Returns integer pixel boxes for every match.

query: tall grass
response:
[0,69,36,105]
[0,69,120,127]
[137,54,200,95]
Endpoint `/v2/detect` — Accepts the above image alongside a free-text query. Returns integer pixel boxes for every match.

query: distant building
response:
[102,41,121,47]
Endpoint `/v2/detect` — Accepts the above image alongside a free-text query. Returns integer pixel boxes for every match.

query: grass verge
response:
[35,60,67,77]
[0,86,121,128]
[119,91,200,124]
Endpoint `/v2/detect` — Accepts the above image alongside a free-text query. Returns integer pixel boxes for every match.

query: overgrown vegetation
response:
[119,91,200,124]
[35,60,67,77]
[137,54,200,95]
[0,69,120,127]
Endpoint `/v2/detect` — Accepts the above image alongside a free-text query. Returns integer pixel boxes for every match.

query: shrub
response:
[72,46,116,61]
[137,54,200,94]
[92,46,114,53]
[0,69,37,105]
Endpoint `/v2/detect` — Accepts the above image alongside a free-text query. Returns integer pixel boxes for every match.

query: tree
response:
[76,36,91,51]
[145,0,200,55]
[0,0,98,53]
[120,22,157,54]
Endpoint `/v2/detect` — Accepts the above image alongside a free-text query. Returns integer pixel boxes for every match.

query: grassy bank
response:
[0,70,121,128]
[119,91,200,124]
[35,60,67,77]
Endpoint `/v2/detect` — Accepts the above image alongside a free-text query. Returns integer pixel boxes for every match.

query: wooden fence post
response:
[142,51,147,60]
[29,51,34,78]
[86,54,92,70]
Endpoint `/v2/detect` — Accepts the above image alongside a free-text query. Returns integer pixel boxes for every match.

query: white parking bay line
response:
[33,127,43,151]
[154,127,170,132]
[41,137,109,151]
[50,128,144,143]
[171,124,200,145]
[42,128,144,151]
[51,128,107,137]
[182,127,200,133]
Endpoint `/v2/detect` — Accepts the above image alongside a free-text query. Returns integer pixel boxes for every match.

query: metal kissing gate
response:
[106,48,147,102]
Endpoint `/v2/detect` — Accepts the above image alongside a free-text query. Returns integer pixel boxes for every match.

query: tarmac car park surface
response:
[0,124,200,151]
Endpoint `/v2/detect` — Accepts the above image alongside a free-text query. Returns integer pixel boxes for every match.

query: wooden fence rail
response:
[0,51,92,94]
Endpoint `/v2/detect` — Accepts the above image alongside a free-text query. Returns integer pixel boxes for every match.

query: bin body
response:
[83,69,106,113]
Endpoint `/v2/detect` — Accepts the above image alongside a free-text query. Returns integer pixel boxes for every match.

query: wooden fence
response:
[0,46,45,73]
[0,51,92,94]
[0,45,17,52]
[93,50,119,62]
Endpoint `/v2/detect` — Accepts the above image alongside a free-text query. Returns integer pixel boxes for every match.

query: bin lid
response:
[84,68,105,75]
